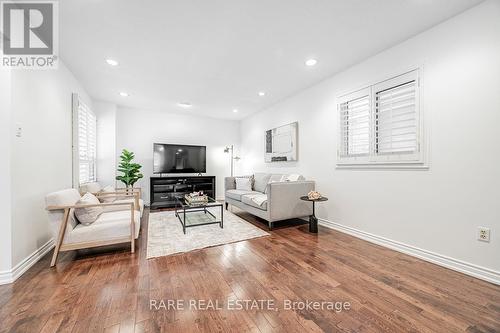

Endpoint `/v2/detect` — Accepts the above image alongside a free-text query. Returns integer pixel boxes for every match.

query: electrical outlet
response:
[15,123,22,137]
[477,227,490,242]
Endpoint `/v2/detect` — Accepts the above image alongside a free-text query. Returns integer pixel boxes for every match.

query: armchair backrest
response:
[45,189,81,239]
[79,182,102,195]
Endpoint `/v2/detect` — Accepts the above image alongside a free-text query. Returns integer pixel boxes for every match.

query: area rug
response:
[147,209,269,259]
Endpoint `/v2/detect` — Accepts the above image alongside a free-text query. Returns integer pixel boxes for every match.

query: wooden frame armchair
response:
[45,189,141,267]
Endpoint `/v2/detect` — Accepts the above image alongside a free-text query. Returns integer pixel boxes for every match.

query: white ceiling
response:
[60,0,483,119]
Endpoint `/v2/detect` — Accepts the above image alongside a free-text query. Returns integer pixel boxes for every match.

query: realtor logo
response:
[1,1,58,68]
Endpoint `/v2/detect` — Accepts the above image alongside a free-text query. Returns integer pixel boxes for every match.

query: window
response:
[338,88,371,162]
[72,94,97,185]
[337,69,423,167]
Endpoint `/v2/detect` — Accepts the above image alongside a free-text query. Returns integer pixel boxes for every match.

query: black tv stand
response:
[150,175,216,210]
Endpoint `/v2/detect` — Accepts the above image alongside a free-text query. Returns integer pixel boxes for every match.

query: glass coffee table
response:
[174,196,224,234]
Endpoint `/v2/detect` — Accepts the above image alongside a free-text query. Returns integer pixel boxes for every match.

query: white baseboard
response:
[318,218,500,285]
[0,238,54,285]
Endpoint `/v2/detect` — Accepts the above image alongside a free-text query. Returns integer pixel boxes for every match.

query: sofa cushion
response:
[241,194,268,211]
[253,173,272,193]
[269,174,286,182]
[74,192,103,226]
[285,174,304,181]
[66,210,141,245]
[226,189,261,201]
[235,177,253,191]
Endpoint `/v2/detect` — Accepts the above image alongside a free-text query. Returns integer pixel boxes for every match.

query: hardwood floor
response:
[0,208,499,333]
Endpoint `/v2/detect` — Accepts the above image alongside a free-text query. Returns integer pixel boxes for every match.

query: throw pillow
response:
[285,174,301,182]
[235,177,252,191]
[99,185,116,203]
[74,192,103,226]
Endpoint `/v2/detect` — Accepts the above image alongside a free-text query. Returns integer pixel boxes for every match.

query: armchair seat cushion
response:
[241,193,268,211]
[65,210,140,245]
[226,189,261,201]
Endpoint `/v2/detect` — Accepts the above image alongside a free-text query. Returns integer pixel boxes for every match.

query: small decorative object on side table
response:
[300,191,328,233]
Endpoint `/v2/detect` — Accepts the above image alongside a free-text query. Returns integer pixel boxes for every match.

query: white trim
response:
[0,239,54,285]
[318,218,500,285]
[72,94,97,187]
[336,163,429,170]
[72,93,79,188]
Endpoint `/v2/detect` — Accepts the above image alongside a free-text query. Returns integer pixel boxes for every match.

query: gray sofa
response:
[224,173,315,229]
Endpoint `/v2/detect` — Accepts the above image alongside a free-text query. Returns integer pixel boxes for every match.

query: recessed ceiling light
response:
[177,102,192,108]
[106,59,119,66]
[258,91,266,96]
[233,109,238,113]
[305,58,317,67]
[119,92,129,97]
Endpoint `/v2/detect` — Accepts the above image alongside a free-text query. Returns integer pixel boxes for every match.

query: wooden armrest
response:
[98,188,141,201]
[94,192,140,211]
[95,192,136,196]
[47,201,134,211]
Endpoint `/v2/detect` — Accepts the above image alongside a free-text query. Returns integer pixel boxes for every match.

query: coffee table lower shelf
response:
[174,202,224,234]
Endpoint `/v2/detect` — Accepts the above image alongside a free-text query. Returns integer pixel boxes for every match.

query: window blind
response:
[336,69,422,167]
[374,80,417,155]
[339,90,370,157]
[77,101,97,184]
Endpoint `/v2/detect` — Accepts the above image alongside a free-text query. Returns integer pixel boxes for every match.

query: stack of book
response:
[185,191,208,205]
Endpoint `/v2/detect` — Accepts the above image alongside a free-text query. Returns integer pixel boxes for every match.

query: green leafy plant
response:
[116,149,143,188]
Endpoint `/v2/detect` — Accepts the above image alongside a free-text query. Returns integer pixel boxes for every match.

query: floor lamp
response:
[224,145,240,177]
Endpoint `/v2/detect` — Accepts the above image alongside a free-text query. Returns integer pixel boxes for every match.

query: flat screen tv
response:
[153,143,206,174]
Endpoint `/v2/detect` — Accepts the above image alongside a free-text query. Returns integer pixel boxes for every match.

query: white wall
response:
[10,62,92,267]
[94,101,117,187]
[240,1,500,275]
[116,107,240,203]
[0,69,12,274]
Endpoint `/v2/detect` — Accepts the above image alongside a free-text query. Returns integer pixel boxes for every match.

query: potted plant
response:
[116,149,143,190]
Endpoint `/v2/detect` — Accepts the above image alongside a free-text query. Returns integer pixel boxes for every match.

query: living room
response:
[0,0,499,332]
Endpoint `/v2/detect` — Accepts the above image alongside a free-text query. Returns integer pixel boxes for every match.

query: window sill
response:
[336,163,429,170]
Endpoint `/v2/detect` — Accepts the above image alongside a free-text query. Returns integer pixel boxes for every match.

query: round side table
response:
[300,196,328,233]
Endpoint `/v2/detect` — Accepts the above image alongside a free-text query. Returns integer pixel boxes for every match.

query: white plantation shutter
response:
[337,69,423,167]
[72,94,97,185]
[338,88,371,161]
[373,70,420,161]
